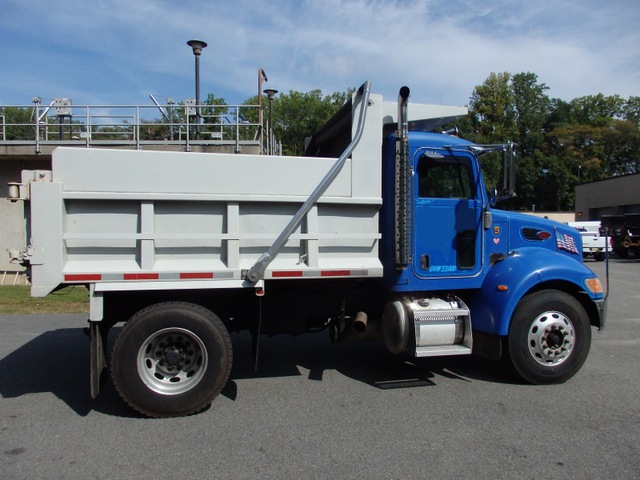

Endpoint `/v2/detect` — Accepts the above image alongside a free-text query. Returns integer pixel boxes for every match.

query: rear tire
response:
[111,302,232,417]
[507,290,591,384]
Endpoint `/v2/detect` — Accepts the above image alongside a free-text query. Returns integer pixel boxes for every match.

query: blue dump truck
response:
[9,82,606,417]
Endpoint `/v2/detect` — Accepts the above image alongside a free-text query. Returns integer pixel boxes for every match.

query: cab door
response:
[412,150,483,280]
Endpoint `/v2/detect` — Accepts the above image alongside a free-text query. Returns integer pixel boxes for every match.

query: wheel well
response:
[523,280,601,329]
[102,288,255,331]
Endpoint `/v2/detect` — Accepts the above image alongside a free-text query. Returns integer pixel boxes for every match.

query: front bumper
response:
[594,297,607,331]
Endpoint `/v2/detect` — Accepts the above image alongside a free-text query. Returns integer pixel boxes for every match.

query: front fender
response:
[469,248,599,336]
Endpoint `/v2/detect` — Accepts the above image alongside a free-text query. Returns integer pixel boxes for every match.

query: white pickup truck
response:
[568,221,607,261]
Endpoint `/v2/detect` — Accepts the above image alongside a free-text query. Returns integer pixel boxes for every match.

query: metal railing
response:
[0,101,280,154]
[0,270,28,286]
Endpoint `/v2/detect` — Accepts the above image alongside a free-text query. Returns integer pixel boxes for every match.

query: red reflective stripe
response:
[180,272,214,279]
[65,274,102,281]
[123,273,159,280]
[272,271,303,277]
[321,270,351,277]
[65,271,357,282]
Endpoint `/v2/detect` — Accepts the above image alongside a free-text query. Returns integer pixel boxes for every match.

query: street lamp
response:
[187,39,207,139]
[258,68,268,152]
[263,88,278,154]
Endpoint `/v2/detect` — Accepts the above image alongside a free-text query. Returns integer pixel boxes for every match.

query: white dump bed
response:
[18,89,467,296]
[25,149,383,296]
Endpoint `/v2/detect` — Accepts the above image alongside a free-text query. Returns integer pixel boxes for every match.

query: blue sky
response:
[1,0,638,108]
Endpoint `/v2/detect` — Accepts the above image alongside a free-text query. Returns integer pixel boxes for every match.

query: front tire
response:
[507,290,591,384]
[111,302,232,417]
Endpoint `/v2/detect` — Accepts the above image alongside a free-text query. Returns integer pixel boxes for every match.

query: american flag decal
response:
[556,230,579,254]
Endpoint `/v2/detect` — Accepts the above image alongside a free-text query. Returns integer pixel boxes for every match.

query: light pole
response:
[258,68,268,152]
[187,39,207,140]
[32,97,42,154]
[263,88,278,154]
[167,98,175,140]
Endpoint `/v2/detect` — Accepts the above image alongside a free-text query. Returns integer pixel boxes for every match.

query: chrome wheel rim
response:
[137,328,208,395]
[527,311,575,366]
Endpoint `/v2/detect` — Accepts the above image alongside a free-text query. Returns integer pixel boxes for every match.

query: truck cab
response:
[379,117,606,366]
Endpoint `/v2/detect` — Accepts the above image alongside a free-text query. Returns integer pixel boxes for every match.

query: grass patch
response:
[0,285,89,314]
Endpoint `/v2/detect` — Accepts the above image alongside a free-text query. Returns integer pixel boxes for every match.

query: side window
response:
[418,155,474,199]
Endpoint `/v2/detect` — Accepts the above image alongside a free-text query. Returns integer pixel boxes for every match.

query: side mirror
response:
[488,187,498,206]
[501,142,516,199]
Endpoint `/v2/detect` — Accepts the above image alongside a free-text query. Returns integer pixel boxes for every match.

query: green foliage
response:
[568,94,624,126]
[201,93,229,123]
[244,88,353,156]
[468,72,517,143]
[458,71,639,211]
[602,120,640,175]
[622,96,640,126]
[1,106,35,140]
[511,72,551,157]
[275,89,352,155]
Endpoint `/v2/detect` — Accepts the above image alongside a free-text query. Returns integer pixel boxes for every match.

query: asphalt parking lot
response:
[1,259,639,479]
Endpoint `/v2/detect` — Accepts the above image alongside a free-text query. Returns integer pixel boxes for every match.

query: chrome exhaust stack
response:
[398,86,410,140]
[395,86,411,268]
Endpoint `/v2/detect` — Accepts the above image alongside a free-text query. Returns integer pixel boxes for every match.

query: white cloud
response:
[0,0,638,107]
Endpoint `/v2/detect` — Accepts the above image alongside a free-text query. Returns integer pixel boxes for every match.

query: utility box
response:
[53,98,72,117]
[184,98,196,116]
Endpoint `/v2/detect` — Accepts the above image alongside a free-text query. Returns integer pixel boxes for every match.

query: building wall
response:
[575,173,640,220]
[523,212,576,224]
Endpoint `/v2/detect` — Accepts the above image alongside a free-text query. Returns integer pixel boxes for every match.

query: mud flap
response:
[89,321,108,398]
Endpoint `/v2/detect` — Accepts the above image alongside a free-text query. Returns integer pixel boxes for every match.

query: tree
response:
[621,96,640,127]
[545,94,640,180]
[568,94,624,126]
[602,120,640,175]
[461,71,640,211]
[1,106,35,140]
[243,88,352,156]
[541,122,605,207]
[463,72,552,210]
[467,72,516,143]
[511,72,551,157]
[201,93,229,124]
